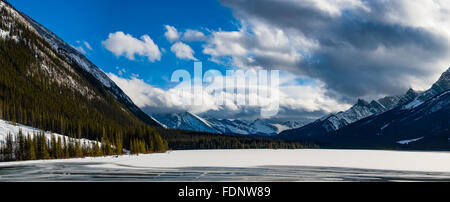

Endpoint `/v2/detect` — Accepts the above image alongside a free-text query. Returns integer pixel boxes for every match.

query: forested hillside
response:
[0,1,168,160]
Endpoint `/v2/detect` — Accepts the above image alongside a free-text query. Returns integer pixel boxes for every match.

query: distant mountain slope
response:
[402,68,450,110]
[325,89,450,149]
[280,67,450,149]
[152,112,305,136]
[20,7,160,127]
[280,90,417,139]
[152,112,220,134]
[206,118,304,136]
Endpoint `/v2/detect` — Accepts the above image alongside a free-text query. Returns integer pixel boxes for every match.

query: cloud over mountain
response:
[107,71,349,120]
[210,0,450,101]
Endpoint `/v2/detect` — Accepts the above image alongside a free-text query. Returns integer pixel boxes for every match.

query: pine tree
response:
[93,140,101,156]
[26,134,35,160]
[56,136,63,158]
[50,134,57,159]
[63,137,69,158]
[38,133,50,159]
[15,130,25,160]
[4,133,13,161]
[115,134,123,155]
[74,140,83,157]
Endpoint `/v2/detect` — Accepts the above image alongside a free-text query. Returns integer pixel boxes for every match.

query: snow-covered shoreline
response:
[0,119,100,147]
[1,149,450,173]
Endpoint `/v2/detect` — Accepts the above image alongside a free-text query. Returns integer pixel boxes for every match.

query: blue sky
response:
[11,0,237,89]
[8,0,450,120]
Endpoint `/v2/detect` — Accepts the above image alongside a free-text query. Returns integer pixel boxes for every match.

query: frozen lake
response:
[1,149,450,181]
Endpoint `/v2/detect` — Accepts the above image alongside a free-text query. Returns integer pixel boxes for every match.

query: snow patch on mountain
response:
[380,123,390,131]
[403,99,424,110]
[397,137,424,145]
[0,29,9,38]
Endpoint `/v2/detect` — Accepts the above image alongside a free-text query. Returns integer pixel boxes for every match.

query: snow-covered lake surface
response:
[1,149,450,181]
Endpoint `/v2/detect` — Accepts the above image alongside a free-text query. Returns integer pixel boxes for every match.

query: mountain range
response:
[151,67,450,148]
[280,68,450,149]
[152,112,305,136]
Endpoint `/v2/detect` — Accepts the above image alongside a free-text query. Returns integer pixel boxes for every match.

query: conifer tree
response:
[4,133,13,161]
[63,137,69,158]
[56,136,63,158]
[50,134,57,159]
[38,133,50,159]
[74,140,83,157]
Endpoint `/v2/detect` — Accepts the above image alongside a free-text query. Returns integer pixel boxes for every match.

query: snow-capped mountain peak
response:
[403,67,450,110]
[152,112,305,136]
[151,112,220,134]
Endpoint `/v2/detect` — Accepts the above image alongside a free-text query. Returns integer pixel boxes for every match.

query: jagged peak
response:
[355,99,369,106]
[436,67,450,82]
[426,67,450,94]
[403,88,419,97]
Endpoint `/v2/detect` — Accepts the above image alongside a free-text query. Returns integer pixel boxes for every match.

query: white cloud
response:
[107,73,214,114]
[203,30,248,58]
[83,41,93,51]
[170,42,197,60]
[102,31,162,62]
[202,21,311,73]
[164,25,180,42]
[182,29,207,41]
[107,72,349,119]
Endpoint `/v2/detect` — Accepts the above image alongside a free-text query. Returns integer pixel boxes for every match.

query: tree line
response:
[0,127,169,161]
[0,130,110,161]
[157,128,317,150]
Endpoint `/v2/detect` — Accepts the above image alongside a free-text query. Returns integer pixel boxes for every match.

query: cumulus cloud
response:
[182,29,207,42]
[102,31,162,62]
[107,71,349,120]
[170,42,197,60]
[207,0,450,101]
[164,25,180,42]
